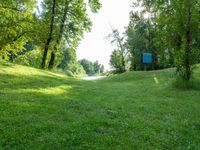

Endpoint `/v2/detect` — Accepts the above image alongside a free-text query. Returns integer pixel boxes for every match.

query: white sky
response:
[36,0,134,70]
[77,0,134,70]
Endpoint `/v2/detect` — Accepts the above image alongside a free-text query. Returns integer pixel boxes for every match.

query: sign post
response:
[142,53,153,71]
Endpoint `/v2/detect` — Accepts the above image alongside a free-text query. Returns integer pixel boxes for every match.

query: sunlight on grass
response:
[153,76,159,84]
[1,62,200,149]
[12,85,72,96]
[0,63,66,79]
[38,85,72,95]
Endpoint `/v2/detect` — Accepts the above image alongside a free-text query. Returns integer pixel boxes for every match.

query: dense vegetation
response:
[1,0,199,81]
[0,0,101,76]
[79,59,104,75]
[1,62,200,149]
[109,0,200,82]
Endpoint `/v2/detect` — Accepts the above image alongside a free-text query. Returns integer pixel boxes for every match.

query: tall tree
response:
[48,0,101,69]
[107,29,129,72]
[127,0,200,80]
[48,0,69,69]
[41,0,56,69]
[126,1,161,71]
[152,0,200,81]
[40,0,101,69]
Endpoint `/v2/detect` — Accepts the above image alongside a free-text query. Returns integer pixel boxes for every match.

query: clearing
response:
[0,62,200,149]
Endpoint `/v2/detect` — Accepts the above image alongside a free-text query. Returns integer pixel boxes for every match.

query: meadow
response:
[0,62,200,149]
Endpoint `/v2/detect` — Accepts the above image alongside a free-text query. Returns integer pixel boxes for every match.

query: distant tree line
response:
[79,59,104,75]
[109,0,200,82]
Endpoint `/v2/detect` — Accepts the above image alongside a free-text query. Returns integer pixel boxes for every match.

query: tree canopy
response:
[123,0,200,81]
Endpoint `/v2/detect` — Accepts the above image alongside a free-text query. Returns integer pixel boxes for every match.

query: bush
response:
[64,61,86,76]
[14,49,42,68]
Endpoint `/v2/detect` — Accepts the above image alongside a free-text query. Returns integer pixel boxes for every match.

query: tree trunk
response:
[48,1,69,69]
[121,54,126,72]
[184,2,192,81]
[48,51,56,69]
[118,40,126,72]
[41,0,56,69]
[41,38,51,69]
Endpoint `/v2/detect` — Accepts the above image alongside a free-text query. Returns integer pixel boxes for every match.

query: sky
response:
[77,0,134,70]
[36,0,134,70]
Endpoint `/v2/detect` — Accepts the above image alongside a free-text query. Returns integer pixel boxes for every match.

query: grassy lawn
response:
[0,62,200,149]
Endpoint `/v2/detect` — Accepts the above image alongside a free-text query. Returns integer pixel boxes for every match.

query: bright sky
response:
[77,0,134,70]
[36,0,134,70]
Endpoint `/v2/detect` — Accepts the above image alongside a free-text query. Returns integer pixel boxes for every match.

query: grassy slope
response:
[0,61,200,150]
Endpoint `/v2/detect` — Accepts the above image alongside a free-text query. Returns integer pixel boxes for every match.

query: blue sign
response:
[142,53,152,64]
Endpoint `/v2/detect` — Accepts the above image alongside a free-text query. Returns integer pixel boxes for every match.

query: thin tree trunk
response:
[48,1,69,69]
[185,2,192,81]
[117,39,126,72]
[121,53,126,72]
[41,0,56,69]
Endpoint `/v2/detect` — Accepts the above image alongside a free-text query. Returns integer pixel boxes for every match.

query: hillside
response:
[0,62,200,149]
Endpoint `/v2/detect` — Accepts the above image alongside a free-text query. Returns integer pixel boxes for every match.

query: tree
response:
[49,0,101,69]
[58,47,77,70]
[110,50,125,73]
[126,11,149,70]
[126,1,164,71]
[107,29,129,72]
[40,0,101,69]
[100,65,104,73]
[41,0,56,69]
[79,59,104,75]
[79,59,94,75]
[139,0,200,81]
[0,0,37,60]
[93,61,101,74]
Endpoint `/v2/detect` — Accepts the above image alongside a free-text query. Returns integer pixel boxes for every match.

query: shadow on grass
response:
[0,71,100,111]
[0,61,15,69]
[0,72,108,149]
[1,67,200,149]
[173,78,200,91]
[0,73,79,89]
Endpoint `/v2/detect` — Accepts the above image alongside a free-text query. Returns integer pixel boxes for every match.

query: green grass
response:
[0,61,200,149]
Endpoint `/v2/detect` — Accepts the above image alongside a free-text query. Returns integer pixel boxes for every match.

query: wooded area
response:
[109,0,199,83]
[0,0,199,81]
[0,0,102,76]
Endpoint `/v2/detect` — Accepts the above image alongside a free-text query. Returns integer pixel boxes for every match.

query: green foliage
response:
[0,0,37,60]
[13,49,42,68]
[0,0,102,72]
[58,47,77,69]
[126,2,167,71]
[65,61,85,76]
[156,0,200,81]
[126,0,200,81]
[79,59,94,75]
[88,0,102,13]
[56,47,85,76]
[79,59,104,75]
[40,0,101,68]
[110,50,124,73]
[107,29,129,73]
[126,13,149,70]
